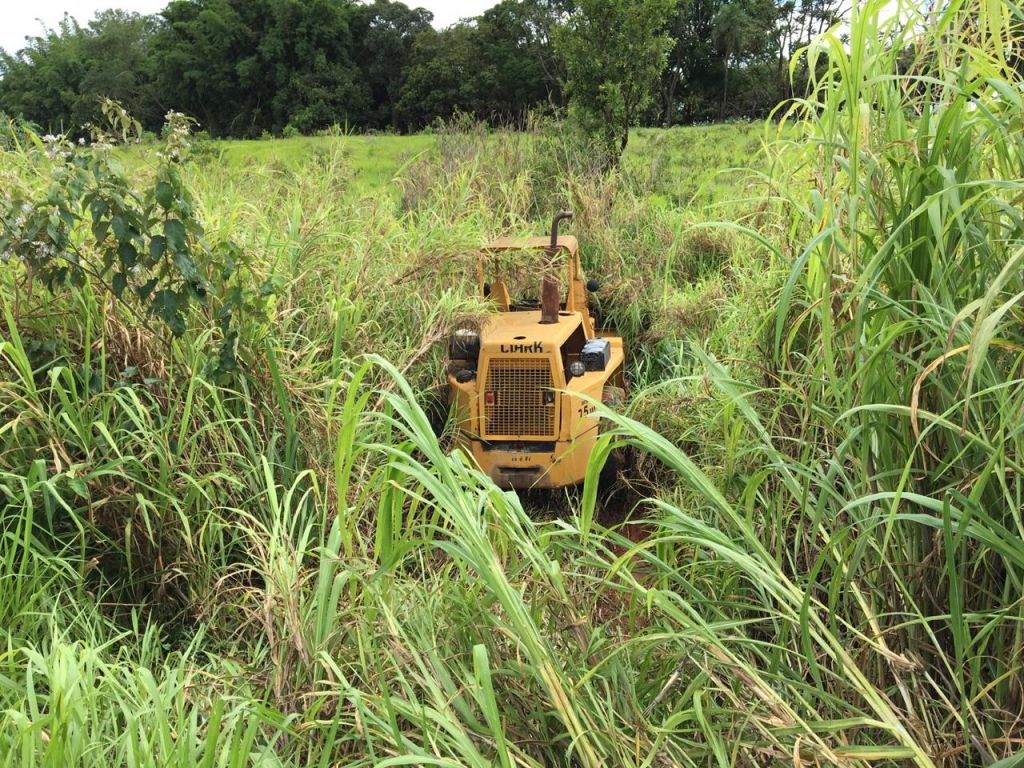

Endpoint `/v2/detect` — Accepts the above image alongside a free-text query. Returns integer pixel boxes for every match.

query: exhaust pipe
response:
[540,210,573,324]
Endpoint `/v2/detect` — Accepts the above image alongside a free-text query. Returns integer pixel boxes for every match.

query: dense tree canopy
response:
[0,11,157,132]
[351,0,433,130]
[146,0,367,136]
[396,0,566,129]
[0,0,842,139]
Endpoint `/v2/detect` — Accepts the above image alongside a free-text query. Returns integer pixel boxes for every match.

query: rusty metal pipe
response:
[549,210,573,250]
[540,210,573,324]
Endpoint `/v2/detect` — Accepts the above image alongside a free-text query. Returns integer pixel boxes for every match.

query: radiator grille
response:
[483,359,556,438]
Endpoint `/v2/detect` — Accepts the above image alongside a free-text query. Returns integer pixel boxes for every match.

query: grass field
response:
[203,121,770,202]
[2,3,1024,766]
[212,132,436,194]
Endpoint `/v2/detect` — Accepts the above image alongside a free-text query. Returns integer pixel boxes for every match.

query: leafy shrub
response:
[0,101,272,378]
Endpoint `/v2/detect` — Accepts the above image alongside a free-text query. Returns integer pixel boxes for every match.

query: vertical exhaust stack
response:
[540,210,573,324]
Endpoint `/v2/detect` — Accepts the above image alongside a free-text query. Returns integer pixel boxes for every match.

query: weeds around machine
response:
[446,212,628,490]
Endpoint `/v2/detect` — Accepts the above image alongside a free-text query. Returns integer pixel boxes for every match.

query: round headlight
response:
[568,361,586,378]
[453,367,476,383]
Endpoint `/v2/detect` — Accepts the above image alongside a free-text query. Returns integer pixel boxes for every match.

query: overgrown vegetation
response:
[2,2,1024,766]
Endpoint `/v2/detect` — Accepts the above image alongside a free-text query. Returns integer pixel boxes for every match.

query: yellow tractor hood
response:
[480,310,582,353]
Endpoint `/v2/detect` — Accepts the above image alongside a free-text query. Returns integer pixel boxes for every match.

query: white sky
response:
[0,0,500,54]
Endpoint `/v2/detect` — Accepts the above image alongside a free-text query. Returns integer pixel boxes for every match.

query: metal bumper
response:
[461,431,598,489]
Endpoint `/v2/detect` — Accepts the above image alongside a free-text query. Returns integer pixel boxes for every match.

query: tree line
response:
[0,0,842,140]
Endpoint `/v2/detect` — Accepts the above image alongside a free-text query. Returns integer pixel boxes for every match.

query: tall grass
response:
[676,0,1024,758]
[1,1,1023,765]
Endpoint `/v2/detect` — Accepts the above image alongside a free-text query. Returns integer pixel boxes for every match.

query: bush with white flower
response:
[0,100,273,378]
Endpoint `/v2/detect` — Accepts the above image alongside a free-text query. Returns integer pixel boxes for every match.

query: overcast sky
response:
[0,0,500,54]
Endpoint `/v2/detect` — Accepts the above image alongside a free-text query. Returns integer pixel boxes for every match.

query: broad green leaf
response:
[155,180,175,209]
[164,218,187,253]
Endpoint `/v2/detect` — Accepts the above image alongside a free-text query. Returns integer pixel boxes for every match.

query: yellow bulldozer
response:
[446,212,627,489]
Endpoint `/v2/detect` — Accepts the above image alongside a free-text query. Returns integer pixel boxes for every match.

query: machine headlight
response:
[449,328,481,361]
[568,361,586,378]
